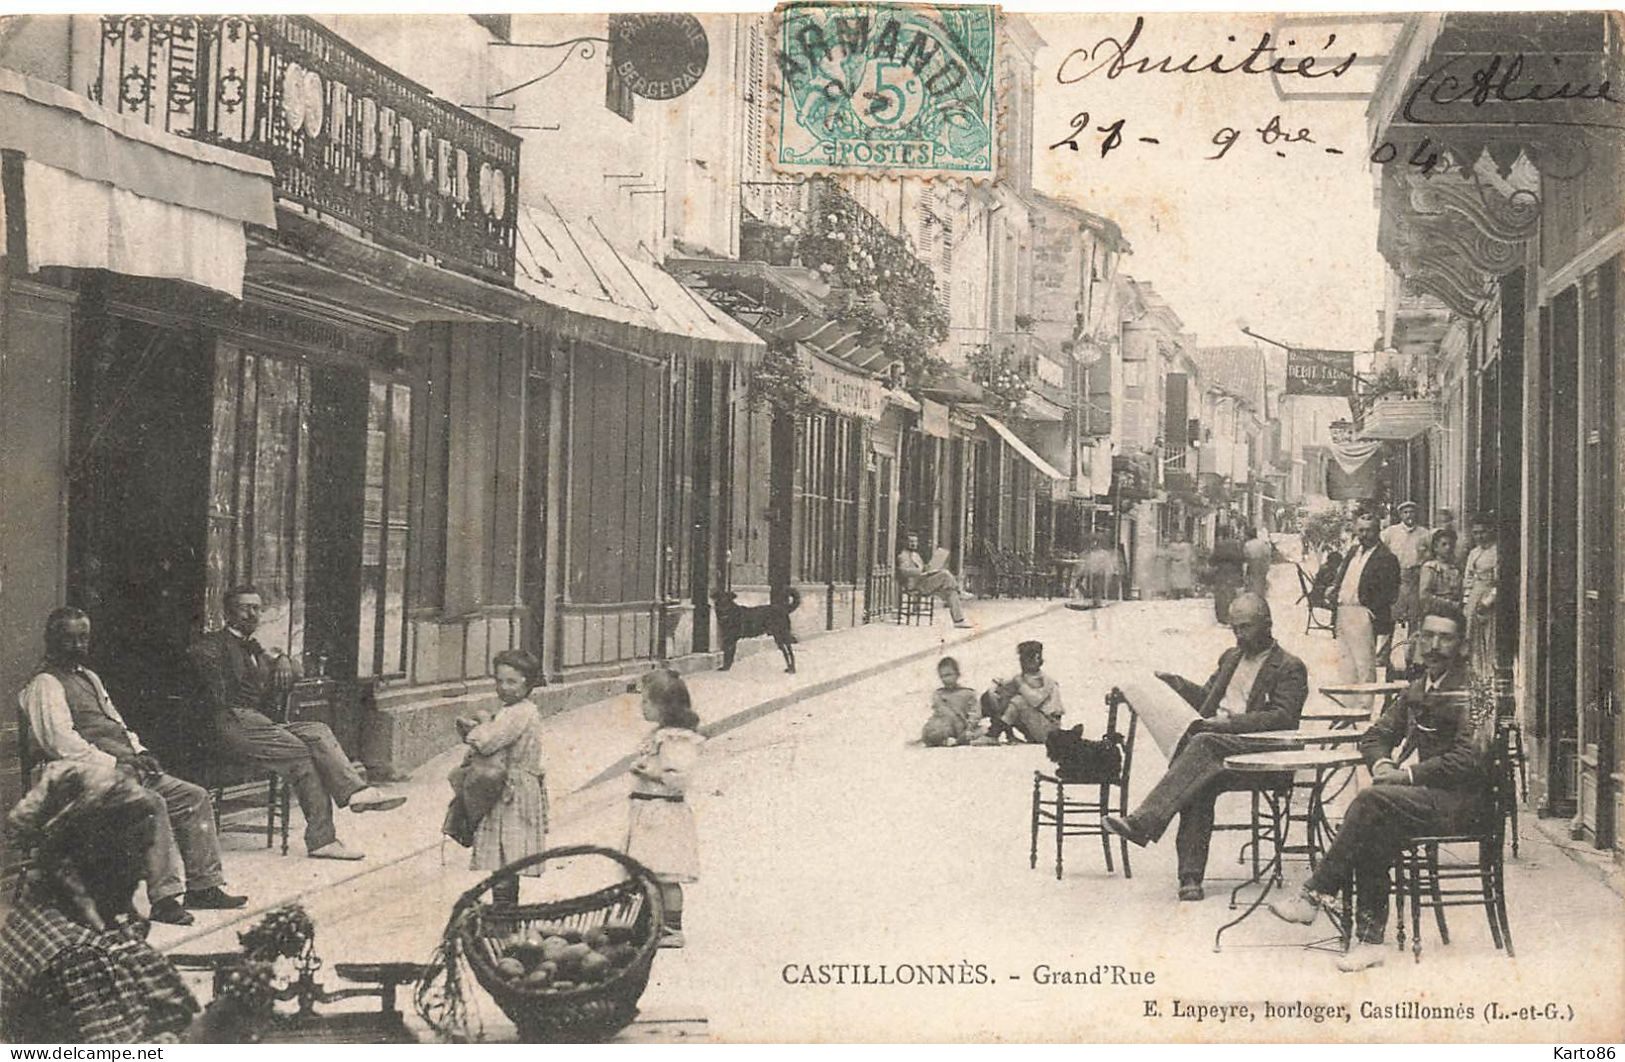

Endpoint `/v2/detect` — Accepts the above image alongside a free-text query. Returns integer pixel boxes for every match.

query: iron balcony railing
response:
[93,14,520,284]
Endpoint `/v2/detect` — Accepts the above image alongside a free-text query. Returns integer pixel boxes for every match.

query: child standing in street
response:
[627,669,705,948]
[921,657,979,746]
[459,649,549,905]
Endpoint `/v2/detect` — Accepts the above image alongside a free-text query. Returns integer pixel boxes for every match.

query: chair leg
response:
[1481,859,1504,951]
[1120,836,1132,880]
[1409,852,1424,962]
[1494,860,1515,958]
[1393,863,1407,952]
[279,780,292,856]
[1508,798,1520,860]
[1427,844,1449,945]
[1030,778,1040,871]
[265,775,277,849]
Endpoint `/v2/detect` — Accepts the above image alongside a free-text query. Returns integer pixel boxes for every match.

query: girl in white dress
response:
[626,669,704,948]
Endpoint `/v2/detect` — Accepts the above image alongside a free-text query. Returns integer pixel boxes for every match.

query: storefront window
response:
[357,380,413,677]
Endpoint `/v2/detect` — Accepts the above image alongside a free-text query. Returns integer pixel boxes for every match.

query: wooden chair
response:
[1030,688,1139,879]
[1391,723,1517,960]
[896,584,936,626]
[195,686,309,857]
[1295,563,1335,634]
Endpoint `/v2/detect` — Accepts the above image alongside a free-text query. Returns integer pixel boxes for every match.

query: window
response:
[796,414,862,583]
[357,380,413,678]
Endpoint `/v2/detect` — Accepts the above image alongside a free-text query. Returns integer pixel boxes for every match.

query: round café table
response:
[1246,728,1364,747]
[1213,747,1364,952]
[1298,705,1373,729]
[1318,681,1411,718]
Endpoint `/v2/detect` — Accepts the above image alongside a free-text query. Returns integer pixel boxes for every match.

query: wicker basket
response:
[445,845,665,1043]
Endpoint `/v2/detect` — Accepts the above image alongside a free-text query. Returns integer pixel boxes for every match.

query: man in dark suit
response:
[1271,603,1490,972]
[1106,594,1308,899]
[190,586,405,861]
[1330,510,1401,709]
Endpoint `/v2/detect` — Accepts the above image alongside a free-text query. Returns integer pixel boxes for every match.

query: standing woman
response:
[627,669,705,948]
[1462,515,1500,675]
[466,649,549,904]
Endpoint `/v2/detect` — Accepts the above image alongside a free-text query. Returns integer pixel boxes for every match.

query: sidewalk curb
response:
[160,599,1070,954]
[1529,816,1625,899]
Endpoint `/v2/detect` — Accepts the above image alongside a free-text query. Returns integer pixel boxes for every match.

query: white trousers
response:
[1336,604,1377,711]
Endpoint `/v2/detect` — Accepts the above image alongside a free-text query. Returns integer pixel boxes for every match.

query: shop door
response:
[688,360,716,652]
[1544,286,1581,816]
[68,318,211,766]
[1580,263,1618,847]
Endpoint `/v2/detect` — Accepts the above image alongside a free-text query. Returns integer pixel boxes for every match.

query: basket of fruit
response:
[416,845,665,1043]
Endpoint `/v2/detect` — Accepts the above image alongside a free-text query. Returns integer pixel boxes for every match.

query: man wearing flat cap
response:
[1381,501,1431,664]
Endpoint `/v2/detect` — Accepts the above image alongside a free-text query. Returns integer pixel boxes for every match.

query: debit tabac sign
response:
[1286,349,1355,397]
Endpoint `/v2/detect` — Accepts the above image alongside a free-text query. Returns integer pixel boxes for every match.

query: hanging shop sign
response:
[1286,349,1355,396]
[920,397,951,439]
[609,13,710,100]
[805,352,883,421]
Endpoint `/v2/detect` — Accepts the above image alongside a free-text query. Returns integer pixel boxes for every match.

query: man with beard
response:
[190,585,405,861]
[18,608,246,926]
[1104,594,1307,900]
[1270,603,1490,972]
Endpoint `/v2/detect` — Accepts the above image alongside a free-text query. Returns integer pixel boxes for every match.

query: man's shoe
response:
[1177,881,1204,902]
[186,887,248,910]
[1268,889,1323,926]
[657,927,686,950]
[1103,814,1149,848]
[309,841,365,860]
[149,898,195,926]
[348,787,407,813]
[954,620,974,629]
[1335,942,1387,973]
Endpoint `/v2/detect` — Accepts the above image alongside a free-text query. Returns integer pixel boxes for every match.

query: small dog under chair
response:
[713,586,801,673]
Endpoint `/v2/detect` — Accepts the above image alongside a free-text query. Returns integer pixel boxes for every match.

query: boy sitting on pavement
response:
[978,641,1064,744]
[921,657,980,747]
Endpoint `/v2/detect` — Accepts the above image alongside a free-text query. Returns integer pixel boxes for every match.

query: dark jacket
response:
[1163,641,1309,735]
[188,628,276,719]
[1358,662,1490,792]
[1330,540,1402,635]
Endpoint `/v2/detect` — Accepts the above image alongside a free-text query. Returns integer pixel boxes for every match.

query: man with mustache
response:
[18,608,247,926]
[1270,602,1491,971]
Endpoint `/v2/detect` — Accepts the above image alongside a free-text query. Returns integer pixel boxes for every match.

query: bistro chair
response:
[1207,774,1296,889]
[1030,688,1139,880]
[1294,563,1335,635]
[896,585,936,626]
[196,687,303,857]
[1391,722,1518,961]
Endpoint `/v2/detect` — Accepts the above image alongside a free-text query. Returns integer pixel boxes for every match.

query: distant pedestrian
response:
[458,650,549,905]
[1209,529,1246,623]
[921,657,979,747]
[1242,525,1272,601]
[1331,512,1401,709]
[1381,500,1432,658]
[1463,515,1500,673]
[627,669,705,949]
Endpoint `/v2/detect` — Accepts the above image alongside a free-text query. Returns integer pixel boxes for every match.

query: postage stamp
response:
[771,2,998,179]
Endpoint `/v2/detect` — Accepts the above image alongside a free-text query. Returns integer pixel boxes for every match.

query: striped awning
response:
[1360,397,1441,440]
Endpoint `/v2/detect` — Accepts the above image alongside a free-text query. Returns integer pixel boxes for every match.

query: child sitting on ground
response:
[921,657,979,746]
[979,640,1064,744]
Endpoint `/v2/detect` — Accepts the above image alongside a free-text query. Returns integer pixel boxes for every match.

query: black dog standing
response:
[712,588,800,673]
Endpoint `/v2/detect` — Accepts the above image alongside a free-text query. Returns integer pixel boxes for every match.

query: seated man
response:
[1105,594,1308,901]
[978,640,1064,744]
[190,585,405,862]
[1270,603,1488,972]
[897,533,972,629]
[18,608,247,926]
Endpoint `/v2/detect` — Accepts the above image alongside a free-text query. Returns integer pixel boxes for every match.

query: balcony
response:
[92,15,519,284]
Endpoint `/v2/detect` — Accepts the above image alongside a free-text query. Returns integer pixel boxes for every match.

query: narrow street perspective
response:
[0,6,1621,1047]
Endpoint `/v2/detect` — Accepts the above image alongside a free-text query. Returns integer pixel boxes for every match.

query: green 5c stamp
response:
[774,3,998,179]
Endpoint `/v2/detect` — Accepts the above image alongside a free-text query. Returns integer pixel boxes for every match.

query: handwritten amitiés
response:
[1057,16,1358,84]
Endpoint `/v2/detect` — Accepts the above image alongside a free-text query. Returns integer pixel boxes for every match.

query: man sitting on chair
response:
[18,608,247,926]
[1269,603,1489,972]
[897,533,972,629]
[1104,594,1308,901]
[190,586,406,861]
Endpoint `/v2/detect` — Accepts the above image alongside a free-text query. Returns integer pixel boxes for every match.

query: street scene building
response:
[0,7,1620,1046]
